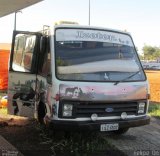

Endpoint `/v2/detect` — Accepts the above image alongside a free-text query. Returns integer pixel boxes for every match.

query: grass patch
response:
[0,92,8,110]
[0,108,7,115]
[38,126,125,156]
[148,103,160,119]
[39,128,108,155]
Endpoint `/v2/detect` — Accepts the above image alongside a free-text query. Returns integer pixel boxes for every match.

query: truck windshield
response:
[55,28,145,82]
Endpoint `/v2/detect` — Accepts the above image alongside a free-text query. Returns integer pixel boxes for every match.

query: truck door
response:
[8,31,41,118]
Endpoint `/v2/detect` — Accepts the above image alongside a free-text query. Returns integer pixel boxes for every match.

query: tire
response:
[37,101,46,124]
[113,128,129,135]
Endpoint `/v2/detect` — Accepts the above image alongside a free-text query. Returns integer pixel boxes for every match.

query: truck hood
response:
[59,82,148,101]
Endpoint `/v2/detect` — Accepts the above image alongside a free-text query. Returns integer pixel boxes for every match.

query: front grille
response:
[75,101,139,118]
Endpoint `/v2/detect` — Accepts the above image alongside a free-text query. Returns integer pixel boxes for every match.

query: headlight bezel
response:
[58,101,76,118]
[62,103,73,117]
[138,102,146,114]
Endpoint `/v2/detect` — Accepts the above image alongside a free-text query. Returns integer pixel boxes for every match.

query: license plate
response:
[100,123,119,131]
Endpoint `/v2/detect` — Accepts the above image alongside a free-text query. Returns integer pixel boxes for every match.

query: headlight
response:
[138,102,145,114]
[63,104,73,117]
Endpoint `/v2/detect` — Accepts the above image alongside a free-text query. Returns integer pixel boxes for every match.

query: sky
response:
[0,0,160,54]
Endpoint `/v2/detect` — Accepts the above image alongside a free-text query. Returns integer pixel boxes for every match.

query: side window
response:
[12,34,36,72]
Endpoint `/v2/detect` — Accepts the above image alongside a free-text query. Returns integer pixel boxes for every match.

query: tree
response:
[142,45,160,61]
[138,53,144,60]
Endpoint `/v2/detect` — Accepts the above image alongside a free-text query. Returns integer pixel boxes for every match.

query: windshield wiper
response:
[114,69,142,85]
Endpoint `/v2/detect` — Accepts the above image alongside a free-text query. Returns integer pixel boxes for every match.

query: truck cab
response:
[8,25,150,133]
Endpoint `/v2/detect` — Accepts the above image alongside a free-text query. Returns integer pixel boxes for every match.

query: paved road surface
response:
[105,117,160,156]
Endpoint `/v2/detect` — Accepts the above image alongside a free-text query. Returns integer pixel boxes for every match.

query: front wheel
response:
[37,101,46,124]
[113,128,129,135]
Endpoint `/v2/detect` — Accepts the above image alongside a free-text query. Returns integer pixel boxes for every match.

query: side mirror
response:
[47,74,52,84]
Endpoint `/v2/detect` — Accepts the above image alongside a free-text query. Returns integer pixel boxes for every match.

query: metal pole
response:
[14,11,22,30]
[89,0,90,25]
[14,12,16,30]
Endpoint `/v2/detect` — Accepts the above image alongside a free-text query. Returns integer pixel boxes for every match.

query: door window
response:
[12,34,36,72]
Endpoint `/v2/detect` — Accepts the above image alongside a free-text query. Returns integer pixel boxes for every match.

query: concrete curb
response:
[0,135,23,156]
[0,112,29,156]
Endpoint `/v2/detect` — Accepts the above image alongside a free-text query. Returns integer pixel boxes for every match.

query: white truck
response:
[8,24,150,134]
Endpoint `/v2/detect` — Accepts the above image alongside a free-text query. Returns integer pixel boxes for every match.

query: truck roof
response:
[54,24,131,35]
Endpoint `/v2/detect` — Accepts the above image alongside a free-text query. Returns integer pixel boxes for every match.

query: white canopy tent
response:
[0,0,43,17]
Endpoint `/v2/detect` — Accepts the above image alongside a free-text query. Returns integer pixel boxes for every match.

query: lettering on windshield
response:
[76,31,117,42]
[56,29,133,47]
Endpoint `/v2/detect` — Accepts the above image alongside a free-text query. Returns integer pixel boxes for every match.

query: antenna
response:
[89,0,90,25]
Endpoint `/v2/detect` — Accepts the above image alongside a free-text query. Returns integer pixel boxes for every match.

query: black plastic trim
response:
[49,115,150,131]
[58,99,147,119]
